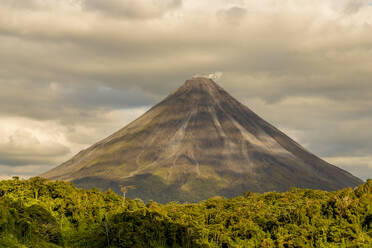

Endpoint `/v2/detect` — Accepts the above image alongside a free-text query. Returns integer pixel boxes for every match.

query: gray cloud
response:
[2,0,48,9]
[243,97,372,156]
[1,0,80,11]
[0,0,371,179]
[217,6,247,25]
[0,80,155,126]
[83,0,182,19]
[343,0,369,14]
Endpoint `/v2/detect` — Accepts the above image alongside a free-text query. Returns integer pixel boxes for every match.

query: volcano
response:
[41,77,362,203]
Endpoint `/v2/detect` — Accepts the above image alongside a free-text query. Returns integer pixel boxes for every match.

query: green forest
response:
[0,177,371,248]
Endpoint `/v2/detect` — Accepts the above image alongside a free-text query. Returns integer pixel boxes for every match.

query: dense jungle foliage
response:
[0,177,371,247]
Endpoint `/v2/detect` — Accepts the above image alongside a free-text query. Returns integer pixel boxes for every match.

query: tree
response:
[120,185,136,207]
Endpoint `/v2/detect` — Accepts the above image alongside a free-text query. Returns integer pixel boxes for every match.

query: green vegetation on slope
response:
[0,177,371,247]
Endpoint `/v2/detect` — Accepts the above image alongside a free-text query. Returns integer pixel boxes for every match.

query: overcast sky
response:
[0,0,371,181]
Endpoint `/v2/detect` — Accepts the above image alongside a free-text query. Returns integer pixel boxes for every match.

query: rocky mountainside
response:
[41,77,363,203]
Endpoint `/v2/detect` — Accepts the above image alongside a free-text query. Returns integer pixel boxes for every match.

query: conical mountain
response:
[41,77,362,203]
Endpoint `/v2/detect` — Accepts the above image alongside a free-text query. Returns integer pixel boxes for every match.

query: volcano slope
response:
[41,77,363,203]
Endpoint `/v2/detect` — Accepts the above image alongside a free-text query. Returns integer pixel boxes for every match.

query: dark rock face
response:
[41,77,363,203]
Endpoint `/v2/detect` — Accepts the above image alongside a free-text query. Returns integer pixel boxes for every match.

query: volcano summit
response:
[41,77,362,203]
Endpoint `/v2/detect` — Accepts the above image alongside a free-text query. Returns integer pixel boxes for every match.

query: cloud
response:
[0,129,70,166]
[241,95,372,180]
[82,0,182,19]
[1,0,79,11]
[0,80,155,125]
[0,174,30,181]
[0,0,371,179]
[193,72,223,80]
[343,0,370,14]
[243,96,372,156]
[207,72,223,80]
[0,165,42,179]
[2,0,48,9]
[0,108,148,170]
[62,107,148,145]
[217,6,247,25]
[325,156,372,180]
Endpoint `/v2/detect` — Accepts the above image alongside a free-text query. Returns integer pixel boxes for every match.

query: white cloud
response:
[193,72,223,80]
[0,119,70,165]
